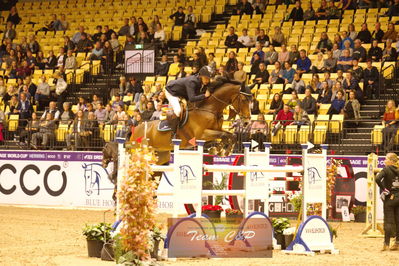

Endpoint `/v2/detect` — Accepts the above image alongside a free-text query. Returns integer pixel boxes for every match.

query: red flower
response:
[225,208,243,215]
[202,204,223,212]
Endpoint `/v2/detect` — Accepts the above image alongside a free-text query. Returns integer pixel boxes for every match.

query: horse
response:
[131,82,252,165]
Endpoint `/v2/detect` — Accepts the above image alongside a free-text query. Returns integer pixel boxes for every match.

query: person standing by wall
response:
[376,153,399,251]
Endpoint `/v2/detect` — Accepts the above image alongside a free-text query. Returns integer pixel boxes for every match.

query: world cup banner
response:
[0,151,115,208]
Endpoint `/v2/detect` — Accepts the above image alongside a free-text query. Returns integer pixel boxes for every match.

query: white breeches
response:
[165,90,181,117]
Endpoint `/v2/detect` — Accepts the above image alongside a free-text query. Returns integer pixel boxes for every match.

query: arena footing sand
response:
[1,206,398,266]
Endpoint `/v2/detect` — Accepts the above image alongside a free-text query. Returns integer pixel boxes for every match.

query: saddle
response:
[157,100,189,132]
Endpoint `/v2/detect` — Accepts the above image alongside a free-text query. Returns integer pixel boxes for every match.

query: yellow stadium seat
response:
[8,114,19,132]
[371,125,384,145]
[285,125,298,144]
[313,125,327,145]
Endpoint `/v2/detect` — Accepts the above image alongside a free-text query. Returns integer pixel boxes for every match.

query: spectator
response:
[287,90,301,109]
[183,6,196,39]
[250,53,261,75]
[326,0,340,19]
[267,93,283,115]
[26,50,37,71]
[251,42,265,63]
[136,31,150,44]
[54,71,68,111]
[343,72,364,104]
[315,0,328,20]
[291,104,310,126]
[137,17,148,33]
[150,103,163,120]
[76,33,93,53]
[382,39,397,61]
[271,26,285,47]
[336,69,344,84]
[249,114,267,149]
[141,101,155,121]
[357,23,372,44]
[344,90,361,127]
[31,112,56,149]
[154,23,166,55]
[322,50,337,72]
[372,22,384,42]
[104,104,115,124]
[327,90,345,116]
[337,49,353,71]
[309,73,322,93]
[288,1,304,21]
[291,72,306,94]
[102,41,114,73]
[207,53,217,77]
[65,110,84,150]
[317,81,332,105]
[176,48,186,65]
[168,55,181,76]
[237,28,255,47]
[91,94,101,108]
[368,39,383,62]
[382,23,398,42]
[60,102,75,125]
[64,50,77,69]
[44,50,57,69]
[3,22,16,41]
[353,39,367,62]
[311,53,325,74]
[386,0,399,17]
[333,33,342,50]
[303,3,315,21]
[269,61,284,85]
[7,6,21,25]
[226,51,239,77]
[16,92,32,121]
[282,61,296,84]
[251,62,269,89]
[340,0,357,10]
[92,26,103,43]
[264,44,278,65]
[301,88,317,114]
[170,6,185,26]
[381,100,399,149]
[72,26,85,44]
[236,0,254,15]
[155,55,170,76]
[126,78,143,103]
[103,25,116,41]
[191,53,204,70]
[60,14,69,31]
[256,29,270,46]
[7,95,19,116]
[352,59,364,82]
[234,62,247,84]
[176,64,187,79]
[56,47,67,69]
[77,97,87,112]
[363,59,379,99]
[16,61,31,79]
[340,31,354,50]
[253,0,266,14]
[348,24,358,41]
[35,76,50,107]
[288,44,300,65]
[316,32,333,54]
[296,49,311,74]
[19,112,39,146]
[272,104,294,136]
[118,76,127,95]
[225,27,238,48]
[278,44,289,64]
[128,17,138,36]
[118,18,130,36]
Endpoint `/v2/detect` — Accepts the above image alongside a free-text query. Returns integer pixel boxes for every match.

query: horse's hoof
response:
[209,147,217,155]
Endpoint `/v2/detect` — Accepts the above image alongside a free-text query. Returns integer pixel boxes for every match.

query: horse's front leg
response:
[201,129,236,157]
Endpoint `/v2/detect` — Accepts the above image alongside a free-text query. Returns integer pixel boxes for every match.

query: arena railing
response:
[377,62,398,113]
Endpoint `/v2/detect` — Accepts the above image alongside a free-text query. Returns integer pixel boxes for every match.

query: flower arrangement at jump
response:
[117,142,159,262]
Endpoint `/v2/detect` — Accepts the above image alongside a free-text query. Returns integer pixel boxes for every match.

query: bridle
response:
[211,92,251,120]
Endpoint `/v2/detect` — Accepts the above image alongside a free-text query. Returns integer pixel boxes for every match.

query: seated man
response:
[301,88,317,115]
[272,104,294,136]
[224,27,238,48]
[35,75,50,109]
[296,49,312,74]
[337,49,353,72]
[237,28,255,48]
[249,62,270,90]
[31,112,56,149]
[165,66,212,134]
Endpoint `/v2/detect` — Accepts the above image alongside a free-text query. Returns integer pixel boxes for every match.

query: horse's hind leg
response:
[201,129,236,157]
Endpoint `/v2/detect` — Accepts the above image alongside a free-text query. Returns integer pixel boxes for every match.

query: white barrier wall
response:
[0,151,115,208]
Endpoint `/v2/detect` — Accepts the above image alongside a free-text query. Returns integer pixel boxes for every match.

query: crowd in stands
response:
[1,0,399,150]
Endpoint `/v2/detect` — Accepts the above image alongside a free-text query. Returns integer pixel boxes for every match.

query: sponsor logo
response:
[82,163,109,196]
[179,165,196,184]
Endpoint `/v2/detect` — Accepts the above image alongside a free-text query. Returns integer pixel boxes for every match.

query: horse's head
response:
[82,163,93,196]
[228,89,252,125]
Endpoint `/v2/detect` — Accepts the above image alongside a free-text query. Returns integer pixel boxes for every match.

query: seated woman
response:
[327,90,345,117]
[381,100,399,150]
[291,105,310,127]
[311,53,325,73]
[343,72,364,104]
[250,113,268,150]
[268,61,284,85]
[267,93,283,115]
[287,90,301,109]
[19,112,40,146]
[331,81,345,101]
[344,90,361,128]
[272,104,293,136]
[308,73,322,93]
[317,81,332,106]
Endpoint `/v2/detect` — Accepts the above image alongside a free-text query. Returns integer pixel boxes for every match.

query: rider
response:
[165,66,212,134]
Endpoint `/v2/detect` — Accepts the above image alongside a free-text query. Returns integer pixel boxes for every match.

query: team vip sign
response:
[284,216,339,255]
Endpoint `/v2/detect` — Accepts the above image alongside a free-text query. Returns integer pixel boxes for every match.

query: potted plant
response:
[82,222,112,258]
[204,173,228,205]
[150,226,165,260]
[202,204,223,222]
[225,208,243,223]
[352,205,367,223]
[272,218,290,249]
